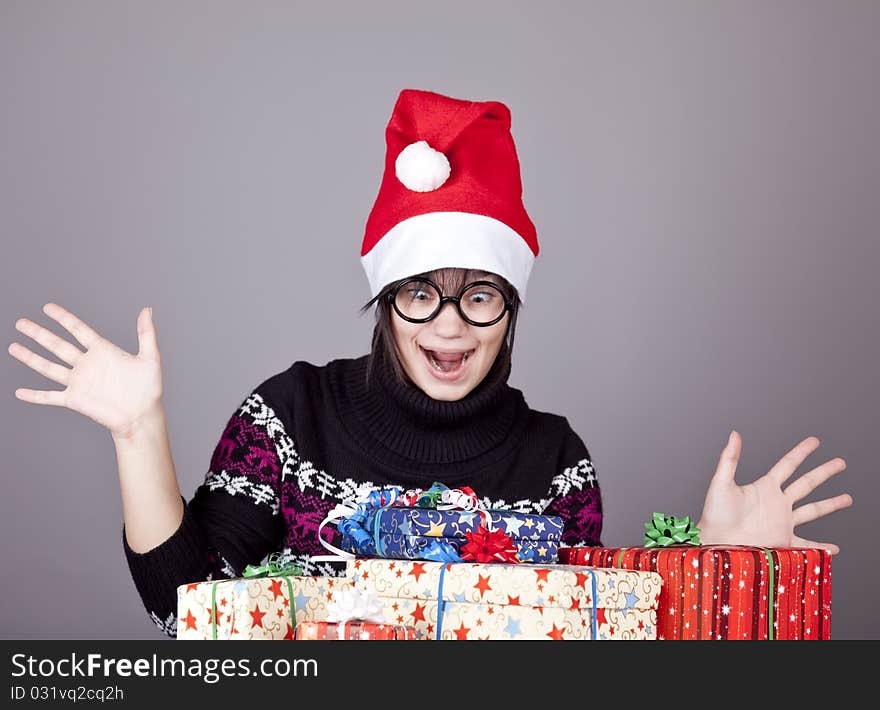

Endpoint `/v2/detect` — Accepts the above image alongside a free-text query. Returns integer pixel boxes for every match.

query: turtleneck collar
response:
[331,352,529,467]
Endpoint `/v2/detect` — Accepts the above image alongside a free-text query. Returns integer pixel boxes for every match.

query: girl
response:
[8,89,852,638]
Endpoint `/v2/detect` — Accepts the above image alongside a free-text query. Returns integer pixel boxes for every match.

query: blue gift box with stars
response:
[338,506,563,564]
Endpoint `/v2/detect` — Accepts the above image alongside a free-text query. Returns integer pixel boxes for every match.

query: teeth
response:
[425,349,471,371]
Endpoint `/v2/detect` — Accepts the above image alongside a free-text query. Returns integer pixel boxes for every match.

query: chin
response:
[418,378,472,401]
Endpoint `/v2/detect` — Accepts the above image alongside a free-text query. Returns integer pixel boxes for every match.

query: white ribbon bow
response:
[326,589,386,624]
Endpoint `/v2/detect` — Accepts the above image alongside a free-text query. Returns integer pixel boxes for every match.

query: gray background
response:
[1,0,877,639]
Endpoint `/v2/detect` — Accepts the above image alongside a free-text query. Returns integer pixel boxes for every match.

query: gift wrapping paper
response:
[177,575,354,640]
[339,507,563,563]
[294,620,417,640]
[348,558,662,640]
[559,546,831,640]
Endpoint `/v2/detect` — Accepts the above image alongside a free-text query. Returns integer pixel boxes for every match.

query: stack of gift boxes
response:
[176,488,831,641]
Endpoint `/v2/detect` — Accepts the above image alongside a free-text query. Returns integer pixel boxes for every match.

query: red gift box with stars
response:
[294,620,417,640]
[558,546,831,640]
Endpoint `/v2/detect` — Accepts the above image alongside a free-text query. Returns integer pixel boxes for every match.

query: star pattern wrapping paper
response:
[339,507,563,563]
[176,576,354,640]
[347,558,662,640]
[559,546,832,640]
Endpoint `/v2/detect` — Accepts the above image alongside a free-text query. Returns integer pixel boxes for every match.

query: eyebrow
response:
[427,270,504,291]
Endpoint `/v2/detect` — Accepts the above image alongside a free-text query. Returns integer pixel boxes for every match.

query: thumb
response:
[136,306,160,360]
[711,430,742,485]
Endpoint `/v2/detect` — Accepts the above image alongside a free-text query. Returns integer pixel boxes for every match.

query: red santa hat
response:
[361,88,539,302]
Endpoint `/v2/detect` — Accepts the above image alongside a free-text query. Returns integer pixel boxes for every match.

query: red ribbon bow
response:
[460,525,520,563]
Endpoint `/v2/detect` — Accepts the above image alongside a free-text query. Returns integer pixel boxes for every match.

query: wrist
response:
[111,402,167,448]
[695,518,723,545]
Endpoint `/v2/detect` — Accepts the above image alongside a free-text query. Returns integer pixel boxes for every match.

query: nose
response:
[431,300,468,337]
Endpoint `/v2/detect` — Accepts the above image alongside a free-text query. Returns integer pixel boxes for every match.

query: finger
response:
[711,430,742,484]
[13,387,67,407]
[136,307,160,360]
[767,436,821,486]
[792,493,853,526]
[784,457,847,503]
[14,316,84,366]
[7,342,72,386]
[41,303,101,350]
[791,535,840,555]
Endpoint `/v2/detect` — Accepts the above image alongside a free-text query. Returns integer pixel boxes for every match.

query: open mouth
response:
[419,346,473,375]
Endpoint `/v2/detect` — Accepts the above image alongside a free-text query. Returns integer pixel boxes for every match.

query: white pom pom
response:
[395,140,451,192]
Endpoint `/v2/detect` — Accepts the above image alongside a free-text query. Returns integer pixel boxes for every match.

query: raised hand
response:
[697,431,853,554]
[8,304,164,440]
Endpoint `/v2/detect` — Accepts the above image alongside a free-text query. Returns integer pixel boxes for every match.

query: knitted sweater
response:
[123,354,603,638]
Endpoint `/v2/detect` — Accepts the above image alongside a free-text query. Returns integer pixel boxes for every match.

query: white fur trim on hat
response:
[361,211,535,302]
[394,140,451,192]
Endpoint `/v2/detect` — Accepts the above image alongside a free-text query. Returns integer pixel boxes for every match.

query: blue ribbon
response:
[372,510,386,557]
[422,540,463,563]
[588,570,598,640]
[436,563,449,640]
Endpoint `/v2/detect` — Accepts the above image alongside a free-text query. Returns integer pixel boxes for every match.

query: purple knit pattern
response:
[544,487,603,546]
[280,482,337,556]
[209,415,279,486]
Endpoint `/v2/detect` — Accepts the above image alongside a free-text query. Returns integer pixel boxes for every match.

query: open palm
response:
[697,431,853,554]
[8,303,163,439]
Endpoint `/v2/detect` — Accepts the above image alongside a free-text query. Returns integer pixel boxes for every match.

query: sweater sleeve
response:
[542,421,603,547]
[122,387,285,638]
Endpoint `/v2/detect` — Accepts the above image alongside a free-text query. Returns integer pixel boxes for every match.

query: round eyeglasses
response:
[389,278,513,327]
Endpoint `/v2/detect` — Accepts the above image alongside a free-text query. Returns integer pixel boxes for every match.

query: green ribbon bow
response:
[211,552,303,640]
[415,482,447,508]
[242,551,303,578]
[643,512,701,548]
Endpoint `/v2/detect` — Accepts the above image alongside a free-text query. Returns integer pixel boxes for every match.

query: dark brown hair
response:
[359,267,521,390]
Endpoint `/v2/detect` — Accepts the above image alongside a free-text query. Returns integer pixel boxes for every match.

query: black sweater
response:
[123,354,602,637]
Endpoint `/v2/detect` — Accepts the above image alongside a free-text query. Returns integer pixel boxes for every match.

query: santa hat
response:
[361,89,539,303]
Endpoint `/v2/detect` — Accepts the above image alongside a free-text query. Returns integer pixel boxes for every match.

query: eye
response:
[407,288,432,301]
[467,290,495,304]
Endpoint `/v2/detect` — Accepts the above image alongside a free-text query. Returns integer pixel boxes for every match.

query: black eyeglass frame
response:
[388,277,514,327]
